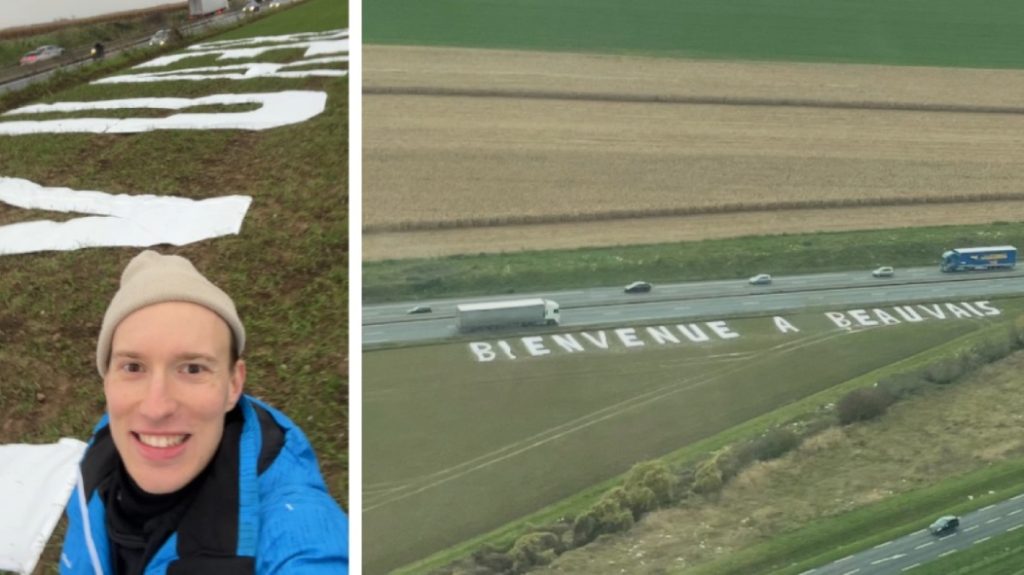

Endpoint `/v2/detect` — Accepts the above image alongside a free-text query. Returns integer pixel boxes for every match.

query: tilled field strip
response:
[364,46,1024,258]
[366,45,1024,107]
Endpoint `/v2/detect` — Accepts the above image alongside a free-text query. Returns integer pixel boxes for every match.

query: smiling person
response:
[61,250,348,574]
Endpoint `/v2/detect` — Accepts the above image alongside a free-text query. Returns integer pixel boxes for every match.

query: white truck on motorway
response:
[188,0,229,17]
[456,298,560,331]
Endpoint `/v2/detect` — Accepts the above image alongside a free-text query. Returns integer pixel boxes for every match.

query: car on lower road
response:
[872,266,895,278]
[929,515,960,535]
[748,273,772,286]
[406,305,432,314]
[149,29,177,47]
[19,45,64,66]
[624,281,652,294]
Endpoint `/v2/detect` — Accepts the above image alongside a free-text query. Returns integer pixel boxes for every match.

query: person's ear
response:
[227,359,246,411]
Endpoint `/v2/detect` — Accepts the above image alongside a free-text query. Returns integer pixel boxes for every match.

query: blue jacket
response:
[60,395,348,574]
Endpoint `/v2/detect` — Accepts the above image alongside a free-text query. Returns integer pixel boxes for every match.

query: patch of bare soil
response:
[535,352,1024,574]
[363,45,1024,259]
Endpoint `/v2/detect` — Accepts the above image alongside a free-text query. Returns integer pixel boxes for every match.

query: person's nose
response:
[137,369,177,421]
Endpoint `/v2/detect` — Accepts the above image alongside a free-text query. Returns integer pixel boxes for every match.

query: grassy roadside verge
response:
[0,19,257,115]
[0,7,187,67]
[363,223,1024,303]
[390,316,1022,574]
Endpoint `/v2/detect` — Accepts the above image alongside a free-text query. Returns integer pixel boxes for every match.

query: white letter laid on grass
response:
[0,91,327,134]
[0,177,251,256]
[773,316,800,334]
[136,37,349,68]
[0,439,87,575]
[94,58,349,84]
[192,29,348,51]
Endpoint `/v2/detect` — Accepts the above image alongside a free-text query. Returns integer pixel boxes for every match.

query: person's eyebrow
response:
[175,353,219,363]
[111,351,144,360]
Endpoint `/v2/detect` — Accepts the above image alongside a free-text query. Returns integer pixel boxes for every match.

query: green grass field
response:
[364,300,1020,573]
[365,0,1024,69]
[0,1,346,570]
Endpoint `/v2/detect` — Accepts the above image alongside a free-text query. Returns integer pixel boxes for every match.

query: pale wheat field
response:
[364,46,1024,259]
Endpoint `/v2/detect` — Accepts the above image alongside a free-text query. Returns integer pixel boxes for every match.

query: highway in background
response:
[0,9,247,96]
[362,267,1024,346]
[809,492,1024,574]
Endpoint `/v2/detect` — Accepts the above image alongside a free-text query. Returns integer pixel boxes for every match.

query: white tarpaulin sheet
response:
[0,91,328,134]
[0,439,87,575]
[136,38,349,69]
[94,57,349,85]
[192,29,348,50]
[0,177,252,256]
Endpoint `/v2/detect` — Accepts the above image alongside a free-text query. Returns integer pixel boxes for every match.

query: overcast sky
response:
[0,0,185,30]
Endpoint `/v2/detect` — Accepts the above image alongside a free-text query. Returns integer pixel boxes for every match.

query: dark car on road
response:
[624,281,653,294]
[929,515,960,535]
[407,305,432,314]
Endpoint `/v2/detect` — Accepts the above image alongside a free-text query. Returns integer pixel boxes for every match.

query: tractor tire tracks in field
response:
[364,329,848,511]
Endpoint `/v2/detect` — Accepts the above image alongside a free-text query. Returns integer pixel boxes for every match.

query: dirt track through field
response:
[364,46,1024,260]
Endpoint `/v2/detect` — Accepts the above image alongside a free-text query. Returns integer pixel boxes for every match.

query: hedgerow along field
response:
[548,346,1024,575]
[363,300,1023,574]
[0,0,346,570]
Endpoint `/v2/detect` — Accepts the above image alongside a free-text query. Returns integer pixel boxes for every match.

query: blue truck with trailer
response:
[940,246,1017,272]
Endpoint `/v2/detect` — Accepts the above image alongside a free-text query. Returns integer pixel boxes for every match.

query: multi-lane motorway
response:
[0,10,247,96]
[809,493,1024,574]
[363,267,1024,346]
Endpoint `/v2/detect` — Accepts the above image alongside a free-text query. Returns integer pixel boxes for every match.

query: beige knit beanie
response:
[96,250,245,377]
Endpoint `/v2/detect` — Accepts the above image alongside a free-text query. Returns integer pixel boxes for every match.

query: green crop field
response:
[0,1,346,571]
[365,0,1024,69]
[364,299,1021,573]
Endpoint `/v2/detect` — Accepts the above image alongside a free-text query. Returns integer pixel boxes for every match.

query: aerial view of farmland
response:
[363,1,1024,574]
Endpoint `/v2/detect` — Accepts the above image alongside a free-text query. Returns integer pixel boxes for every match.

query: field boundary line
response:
[363,194,1024,233]
[364,85,1024,115]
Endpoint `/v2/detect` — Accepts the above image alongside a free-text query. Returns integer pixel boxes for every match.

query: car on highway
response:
[243,0,261,12]
[748,273,772,286]
[19,45,64,66]
[149,29,176,47]
[267,0,286,7]
[624,281,653,294]
[872,266,895,278]
[407,305,432,314]
[929,515,960,535]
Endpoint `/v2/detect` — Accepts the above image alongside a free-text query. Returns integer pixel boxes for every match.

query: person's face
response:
[104,301,244,494]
